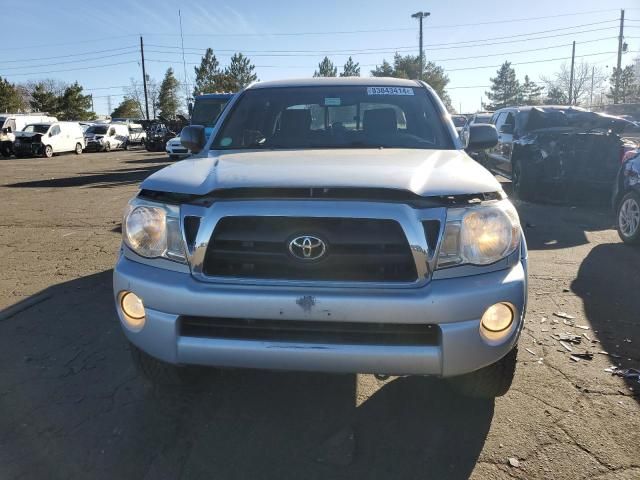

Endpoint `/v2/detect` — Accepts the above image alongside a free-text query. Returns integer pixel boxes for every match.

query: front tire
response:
[123,141,129,151]
[448,346,518,398]
[512,160,535,201]
[617,191,640,245]
[104,142,111,152]
[75,143,83,155]
[44,145,53,158]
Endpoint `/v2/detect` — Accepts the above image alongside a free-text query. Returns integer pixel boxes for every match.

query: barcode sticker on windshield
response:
[367,87,414,96]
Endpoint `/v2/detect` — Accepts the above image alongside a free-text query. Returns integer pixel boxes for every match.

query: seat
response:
[363,108,398,136]
[278,109,312,140]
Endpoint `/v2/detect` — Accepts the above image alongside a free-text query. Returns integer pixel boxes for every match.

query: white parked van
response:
[126,123,146,148]
[0,114,57,157]
[14,122,86,158]
[84,123,129,152]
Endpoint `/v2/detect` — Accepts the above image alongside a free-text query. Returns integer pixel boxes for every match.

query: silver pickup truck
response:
[113,78,527,398]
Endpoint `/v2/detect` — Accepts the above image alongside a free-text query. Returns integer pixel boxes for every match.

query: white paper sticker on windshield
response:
[324,97,341,106]
[367,87,414,96]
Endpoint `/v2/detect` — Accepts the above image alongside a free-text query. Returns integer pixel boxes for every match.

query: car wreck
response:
[483,106,639,201]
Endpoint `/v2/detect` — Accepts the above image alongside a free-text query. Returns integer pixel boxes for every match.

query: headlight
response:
[123,204,185,262]
[437,201,520,268]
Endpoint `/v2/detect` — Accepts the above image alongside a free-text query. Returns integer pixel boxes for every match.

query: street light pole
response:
[411,11,430,81]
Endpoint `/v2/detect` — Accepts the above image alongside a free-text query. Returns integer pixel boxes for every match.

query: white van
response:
[84,123,129,152]
[0,114,57,157]
[126,123,146,148]
[14,122,85,158]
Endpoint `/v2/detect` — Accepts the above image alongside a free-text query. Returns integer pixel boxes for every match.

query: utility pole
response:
[140,36,150,120]
[411,11,430,81]
[568,41,576,105]
[615,9,625,104]
[107,95,112,115]
[589,66,595,109]
[178,10,190,115]
[90,94,94,112]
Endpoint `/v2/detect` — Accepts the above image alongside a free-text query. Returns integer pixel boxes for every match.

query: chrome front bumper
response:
[113,253,527,377]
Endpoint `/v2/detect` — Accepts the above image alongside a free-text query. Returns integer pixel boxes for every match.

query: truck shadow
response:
[0,270,493,480]
[4,164,167,190]
[571,243,640,404]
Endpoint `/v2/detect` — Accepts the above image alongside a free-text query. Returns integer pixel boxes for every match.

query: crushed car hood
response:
[141,149,501,197]
[15,132,43,139]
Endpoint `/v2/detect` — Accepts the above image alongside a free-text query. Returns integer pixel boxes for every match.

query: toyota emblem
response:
[289,235,327,261]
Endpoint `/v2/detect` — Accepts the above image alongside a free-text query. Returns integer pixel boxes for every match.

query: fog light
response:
[119,291,145,330]
[481,303,514,333]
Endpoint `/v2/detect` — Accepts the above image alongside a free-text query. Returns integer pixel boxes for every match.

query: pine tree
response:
[544,86,566,105]
[520,75,544,105]
[314,57,337,77]
[485,62,522,110]
[0,76,26,112]
[370,60,394,77]
[157,68,180,119]
[609,66,639,104]
[193,48,221,96]
[225,53,258,90]
[57,82,94,120]
[30,83,59,114]
[340,57,360,77]
[111,97,142,118]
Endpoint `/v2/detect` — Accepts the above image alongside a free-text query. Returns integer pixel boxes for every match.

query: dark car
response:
[612,151,640,244]
[483,106,639,201]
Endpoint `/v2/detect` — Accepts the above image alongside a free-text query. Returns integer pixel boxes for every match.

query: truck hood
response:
[15,131,43,139]
[141,149,501,197]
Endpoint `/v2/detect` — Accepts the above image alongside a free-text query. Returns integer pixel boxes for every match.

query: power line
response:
[0,50,139,71]
[145,36,616,62]
[137,16,617,37]
[1,61,138,77]
[1,45,138,64]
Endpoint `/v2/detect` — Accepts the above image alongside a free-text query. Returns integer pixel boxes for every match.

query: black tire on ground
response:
[129,343,203,387]
[44,145,53,158]
[512,159,536,201]
[616,191,640,245]
[169,155,179,161]
[123,141,129,151]
[0,146,11,158]
[447,346,518,398]
[104,142,111,152]
[75,143,83,155]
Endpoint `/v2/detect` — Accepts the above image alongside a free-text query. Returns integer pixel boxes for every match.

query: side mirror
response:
[180,125,206,153]
[48,132,53,137]
[466,124,498,151]
[6,127,12,133]
[499,123,514,135]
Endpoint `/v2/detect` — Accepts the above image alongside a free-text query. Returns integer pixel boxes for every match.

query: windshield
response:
[474,115,493,123]
[451,116,467,127]
[192,97,231,127]
[0,117,6,126]
[86,125,108,135]
[23,124,50,134]
[212,86,453,150]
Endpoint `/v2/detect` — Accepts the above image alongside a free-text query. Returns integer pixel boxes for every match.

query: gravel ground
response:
[0,149,638,480]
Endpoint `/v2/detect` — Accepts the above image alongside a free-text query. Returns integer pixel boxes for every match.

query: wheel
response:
[104,142,111,152]
[0,145,11,158]
[129,343,205,388]
[44,145,53,158]
[123,141,129,151]
[74,143,83,155]
[448,346,518,398]
[169,155,179,161]
[512,159,536,201]
[617,191,640,244]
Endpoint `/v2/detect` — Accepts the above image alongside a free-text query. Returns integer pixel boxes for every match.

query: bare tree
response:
[124,78,147,119]
[541,61,605,106]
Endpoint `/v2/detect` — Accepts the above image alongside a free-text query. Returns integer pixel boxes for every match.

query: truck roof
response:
[195,93,235,99]
[248,77,423,89]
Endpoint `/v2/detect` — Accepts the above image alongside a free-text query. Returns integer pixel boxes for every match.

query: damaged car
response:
[114,78,527,398]
[612,150,640,244]
[14,122,85,158]
[484,106,639,201]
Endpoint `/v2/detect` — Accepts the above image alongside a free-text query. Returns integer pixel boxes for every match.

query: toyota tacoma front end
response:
[113,78,527,397]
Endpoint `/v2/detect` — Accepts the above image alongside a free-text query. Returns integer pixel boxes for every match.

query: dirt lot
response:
[0,149,639,480]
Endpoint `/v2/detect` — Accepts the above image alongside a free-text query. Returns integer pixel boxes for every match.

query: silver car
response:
[114,77,527,398]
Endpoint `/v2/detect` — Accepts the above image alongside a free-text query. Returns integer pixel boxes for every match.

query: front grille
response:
[202,216,418,282]
[180,316,440,346]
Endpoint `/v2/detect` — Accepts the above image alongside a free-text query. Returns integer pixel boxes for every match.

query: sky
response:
[1,0,639,115]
